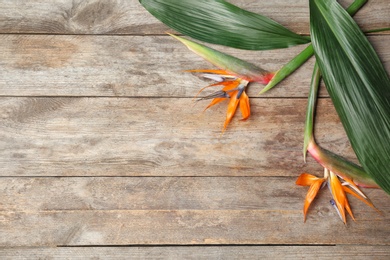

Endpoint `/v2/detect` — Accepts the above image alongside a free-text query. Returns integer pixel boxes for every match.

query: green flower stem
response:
[259,0,367,94]
[345,0,367,15]
[303,63,320,161]
[364,27,390,33]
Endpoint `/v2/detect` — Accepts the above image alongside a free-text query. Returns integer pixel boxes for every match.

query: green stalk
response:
[364,27,390,33]
[303,63,320,161]
[345,0,367,14]
[259,0,367,94]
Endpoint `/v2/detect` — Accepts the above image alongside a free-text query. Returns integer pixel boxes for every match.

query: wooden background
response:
[1,0,389,258]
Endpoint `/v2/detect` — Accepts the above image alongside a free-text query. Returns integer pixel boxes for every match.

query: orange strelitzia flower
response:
[190,69,253,130]
[169,34,275,131]
[296,168,379,223]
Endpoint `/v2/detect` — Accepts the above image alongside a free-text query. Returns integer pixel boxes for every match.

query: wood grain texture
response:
[0,0,388,35]
[0,35,389,98]
[0,177,388,246]
[1,246,390,259]
[0,34,311,98]
[1,97,361,177]
[1,0,390,252]
[3,177,388,212]
[2,209,386,246]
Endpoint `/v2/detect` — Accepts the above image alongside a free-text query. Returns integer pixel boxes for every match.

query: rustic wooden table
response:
[1,0,389,258]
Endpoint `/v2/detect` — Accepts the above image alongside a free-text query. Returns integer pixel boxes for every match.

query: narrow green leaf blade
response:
[140,0,310,50]
[259,0,367,94]
[310,0,390,193]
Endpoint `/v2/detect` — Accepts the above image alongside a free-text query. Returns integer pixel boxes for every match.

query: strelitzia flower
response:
[296,168,378,223]
[169,34,275,130]
[192,73,250,130]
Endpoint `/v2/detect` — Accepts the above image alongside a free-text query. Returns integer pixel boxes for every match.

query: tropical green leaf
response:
[139,0,310,50]
[259,0,367,94]
[310,0,390,193]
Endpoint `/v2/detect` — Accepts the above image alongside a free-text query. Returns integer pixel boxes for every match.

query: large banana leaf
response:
[310,0,390,193]
[139,0,310,50]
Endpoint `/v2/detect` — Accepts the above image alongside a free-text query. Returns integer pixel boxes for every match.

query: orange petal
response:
[344,198,355,221]
[239,91,250,120]
[222,80,241,92]
[223,91,239,130]
[329,172,347,223]
[296,173,320,186]
[339,175,363,197]
[343,186,381,213]
[204,97,227,110]
[303,179,325,222]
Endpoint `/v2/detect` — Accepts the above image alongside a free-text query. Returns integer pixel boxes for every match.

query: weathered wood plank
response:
[2,176,388,212]
[0,34,310,98]
[1,97,359,177]
[0,0,388,35]
[1,209,388,246]
[1,246,390,259]
[0,35,389,98]
[1,177,388,246]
